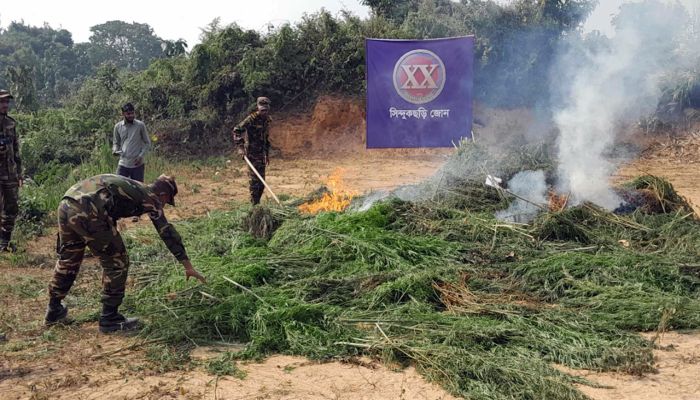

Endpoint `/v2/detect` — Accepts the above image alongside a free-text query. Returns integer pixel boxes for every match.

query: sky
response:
[0,1,695,46]
[0,0,371,46]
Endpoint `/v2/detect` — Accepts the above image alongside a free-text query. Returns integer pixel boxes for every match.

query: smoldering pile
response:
[352,142,696,243]
[133,140,700,400]
[360,143,696,224]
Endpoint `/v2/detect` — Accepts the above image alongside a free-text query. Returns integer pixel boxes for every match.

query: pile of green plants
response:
[121,145,700,399]
[627,175,696,215]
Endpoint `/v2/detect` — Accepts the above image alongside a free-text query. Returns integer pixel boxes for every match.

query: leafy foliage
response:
[87,21,166,71]
[0,22,82,109]
[124,150,700,398]
[0,20,179,108]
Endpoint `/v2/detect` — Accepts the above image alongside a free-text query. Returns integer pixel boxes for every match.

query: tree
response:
[95,63,121,94]
[361,0,421,23]
[540,0,598,29]
[0,22,84,105]
[87,21,164,70]
[162,39,188,57]
[7,65,38,112]
[397,0,598,107]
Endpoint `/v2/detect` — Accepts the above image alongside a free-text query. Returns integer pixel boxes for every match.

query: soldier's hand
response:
[237,148,245,158]
[265,154,270,166]
[185,266,207,284]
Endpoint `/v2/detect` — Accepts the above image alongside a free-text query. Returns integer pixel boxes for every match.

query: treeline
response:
[4,0,599,171]
[0,20,187,110]
[0,0,602,114]
[3,0,699,179]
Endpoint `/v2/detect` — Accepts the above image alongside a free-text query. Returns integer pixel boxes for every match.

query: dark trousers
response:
[248,157,266,205]
[49,199,129,308]
[116,164,145,182]
[0,181,19,244]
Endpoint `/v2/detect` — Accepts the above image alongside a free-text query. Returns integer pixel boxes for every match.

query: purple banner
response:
[366,37,474,148]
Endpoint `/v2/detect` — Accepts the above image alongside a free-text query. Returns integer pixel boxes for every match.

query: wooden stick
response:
[214,376,220,400]
[244,156,281,205]
[222,276,270,306]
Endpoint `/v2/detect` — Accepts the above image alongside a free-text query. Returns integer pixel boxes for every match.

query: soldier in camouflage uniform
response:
[233,97,272,205]
[45,174,206,333]
[0,90,22,252]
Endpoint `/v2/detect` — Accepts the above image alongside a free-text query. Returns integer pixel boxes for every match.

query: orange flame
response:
[299,168,356,214]
[548,189,570,212]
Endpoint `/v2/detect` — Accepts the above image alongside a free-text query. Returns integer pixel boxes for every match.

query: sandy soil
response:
[8,355,455,400]
[567,332,700,400]
[165,151,451,221]
[2,338,456,400]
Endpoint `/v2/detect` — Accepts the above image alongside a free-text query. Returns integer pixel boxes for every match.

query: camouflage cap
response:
[257,97,271,110]
[152,175,178,206]
[0,90,13,100]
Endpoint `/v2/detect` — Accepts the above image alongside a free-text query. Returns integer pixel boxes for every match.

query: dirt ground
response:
[2,123,700,399]
[166,150,452,222]
[569,332,700,400]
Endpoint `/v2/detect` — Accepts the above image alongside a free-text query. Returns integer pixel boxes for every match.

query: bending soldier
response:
[0,90,22,252]
[45,174,206,333]
[232,97,272,205]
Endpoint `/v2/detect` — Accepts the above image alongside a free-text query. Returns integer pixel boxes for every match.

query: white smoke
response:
[495,170,547,223]
[553,0,691,210]
[354,184,426,211]
[356,190,391,211]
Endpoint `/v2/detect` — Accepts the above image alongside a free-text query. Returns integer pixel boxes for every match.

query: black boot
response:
[0,230,15,252]
[0,242,16,252]
[99,305,140,333]
[45,298,69,326]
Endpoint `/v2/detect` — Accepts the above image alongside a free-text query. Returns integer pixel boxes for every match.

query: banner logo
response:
[393,49,446,104]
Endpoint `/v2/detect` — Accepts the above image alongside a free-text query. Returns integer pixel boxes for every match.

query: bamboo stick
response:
[244,156,281,205]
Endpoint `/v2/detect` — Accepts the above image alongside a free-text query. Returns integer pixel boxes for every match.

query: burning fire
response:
[548,189,570,212]
[299,168,356,214]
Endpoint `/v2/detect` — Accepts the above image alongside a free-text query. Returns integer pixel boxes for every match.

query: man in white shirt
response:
[113,103,150,181]
[113,102,151,221]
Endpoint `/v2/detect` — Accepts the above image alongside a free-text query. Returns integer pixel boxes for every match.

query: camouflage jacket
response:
[64,174,188,261]
[0,114,21,181]
[232,111,271,157]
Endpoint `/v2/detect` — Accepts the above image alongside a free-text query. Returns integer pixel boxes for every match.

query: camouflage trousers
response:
[48,199,129,308]
[247,154,266,205]
[0,181,19,244]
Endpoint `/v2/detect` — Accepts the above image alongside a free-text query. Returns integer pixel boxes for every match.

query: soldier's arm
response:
[264,121,271,157]
[12,125,21,178]
[112,124,122,155]
[144,195,205,282]
[113,182,187,260]
[148,208,189,262]
[232,115,253,148]
[149,209,205,282]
